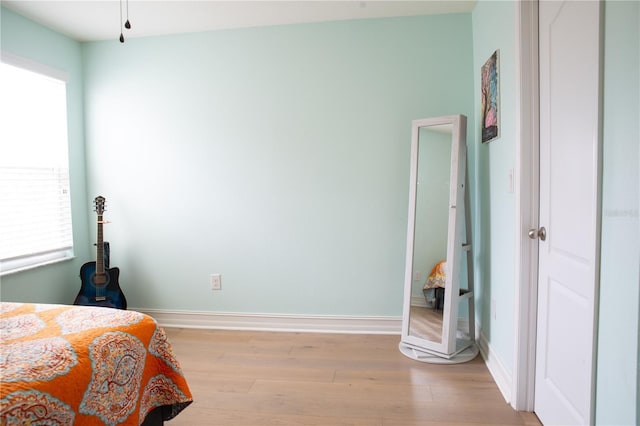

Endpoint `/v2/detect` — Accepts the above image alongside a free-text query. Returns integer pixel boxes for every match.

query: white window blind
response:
[0,58,74,275]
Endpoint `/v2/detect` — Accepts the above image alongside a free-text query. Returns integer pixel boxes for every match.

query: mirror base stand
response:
[398,342,479,364]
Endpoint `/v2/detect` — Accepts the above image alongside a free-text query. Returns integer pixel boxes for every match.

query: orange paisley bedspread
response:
[423,260,446,289]
[0,302,192,425]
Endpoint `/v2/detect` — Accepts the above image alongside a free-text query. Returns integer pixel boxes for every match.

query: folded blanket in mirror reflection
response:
[424,260,446,289]
[423,260,446,309]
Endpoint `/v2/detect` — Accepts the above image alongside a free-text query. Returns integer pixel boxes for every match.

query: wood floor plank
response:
[249,379,434,403]
[429,381,508,403]
[186,360,335,383]
[184,386,413,420]
[165,328,540,426]
[333,366,496,387]
[519,411,543,425]
[169,406,383,426]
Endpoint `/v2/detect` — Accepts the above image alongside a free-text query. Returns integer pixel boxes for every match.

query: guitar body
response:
[74,261,127,309]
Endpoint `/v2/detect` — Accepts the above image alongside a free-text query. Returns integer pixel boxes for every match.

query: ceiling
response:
[1,0,476,42]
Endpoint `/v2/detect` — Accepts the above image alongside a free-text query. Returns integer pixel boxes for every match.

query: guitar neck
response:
[96,214,104,274]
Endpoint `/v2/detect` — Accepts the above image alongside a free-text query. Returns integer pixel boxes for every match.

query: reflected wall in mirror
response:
[399,114,477,363]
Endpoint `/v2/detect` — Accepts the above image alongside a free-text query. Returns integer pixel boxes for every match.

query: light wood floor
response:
[164,328,541,426]
[408,306,444,343]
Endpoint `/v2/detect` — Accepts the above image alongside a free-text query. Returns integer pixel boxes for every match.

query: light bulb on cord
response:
[125,0,131,29]
[119,0,125,42]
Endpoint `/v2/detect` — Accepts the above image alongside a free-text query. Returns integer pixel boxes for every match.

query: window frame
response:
[0,52,75,276]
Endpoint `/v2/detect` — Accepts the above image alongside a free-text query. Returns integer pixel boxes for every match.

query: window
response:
[0,56,74,275]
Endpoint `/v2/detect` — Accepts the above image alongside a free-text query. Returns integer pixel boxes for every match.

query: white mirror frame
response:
[399,114,477,363]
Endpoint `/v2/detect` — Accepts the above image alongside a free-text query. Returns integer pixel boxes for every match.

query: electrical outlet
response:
[210,274,221,290]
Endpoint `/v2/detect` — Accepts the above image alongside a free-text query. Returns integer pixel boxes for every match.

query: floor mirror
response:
[399,114,478,363]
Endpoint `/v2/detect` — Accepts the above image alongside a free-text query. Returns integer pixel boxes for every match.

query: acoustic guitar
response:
[74,196,127,309]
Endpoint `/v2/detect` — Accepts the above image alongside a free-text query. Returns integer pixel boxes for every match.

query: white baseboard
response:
[477,326,512,404]
[411,295,428,307]
[134,308,403,335]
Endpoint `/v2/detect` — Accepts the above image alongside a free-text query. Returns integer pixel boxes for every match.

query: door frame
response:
[512,0,539,412]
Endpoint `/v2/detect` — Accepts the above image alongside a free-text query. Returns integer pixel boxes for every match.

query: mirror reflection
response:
[407,124,452,344]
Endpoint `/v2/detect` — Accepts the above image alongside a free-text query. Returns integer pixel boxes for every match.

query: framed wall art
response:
[481,50,499,143]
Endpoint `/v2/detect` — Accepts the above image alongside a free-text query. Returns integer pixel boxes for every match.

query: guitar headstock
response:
[94,196,106,215]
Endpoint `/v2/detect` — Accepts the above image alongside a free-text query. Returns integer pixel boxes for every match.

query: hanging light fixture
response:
[124,0,131,29]
[119,0,132,43]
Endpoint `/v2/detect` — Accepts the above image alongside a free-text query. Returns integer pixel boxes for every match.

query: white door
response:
[535,1,602,425]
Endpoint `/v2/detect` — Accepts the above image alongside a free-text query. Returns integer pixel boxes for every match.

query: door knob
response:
[528,226,547,241]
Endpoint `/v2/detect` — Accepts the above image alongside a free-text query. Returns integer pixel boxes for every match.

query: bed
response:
[0,302,192,425]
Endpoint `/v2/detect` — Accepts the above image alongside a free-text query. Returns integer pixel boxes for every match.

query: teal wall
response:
[596,1,640,424]
[80,14,474,315]
[471,0,517,372]
[0,7,91,303]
